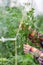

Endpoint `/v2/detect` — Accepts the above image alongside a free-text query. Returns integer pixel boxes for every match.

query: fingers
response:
[23,44,31,54]
[23,44,28,54]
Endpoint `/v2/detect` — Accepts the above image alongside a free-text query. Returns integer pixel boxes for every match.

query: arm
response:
[23,44,43,58]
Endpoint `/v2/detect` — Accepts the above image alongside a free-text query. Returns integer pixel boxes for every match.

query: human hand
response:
[23,44,31,54]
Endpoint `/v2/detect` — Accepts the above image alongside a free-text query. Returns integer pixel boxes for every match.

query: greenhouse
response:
[0,0,43,65]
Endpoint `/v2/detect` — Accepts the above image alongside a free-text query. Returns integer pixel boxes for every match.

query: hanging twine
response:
[15,17,24,65]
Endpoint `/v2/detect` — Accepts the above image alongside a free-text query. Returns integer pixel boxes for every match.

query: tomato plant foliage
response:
[0,6,43,65]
